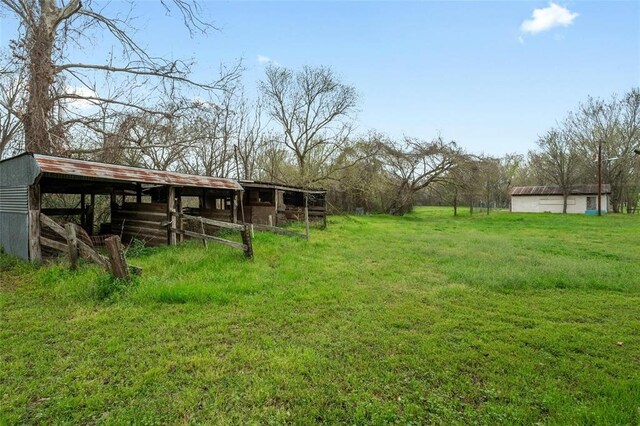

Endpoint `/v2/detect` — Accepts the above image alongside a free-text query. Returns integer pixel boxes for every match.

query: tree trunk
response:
[453,191,458,217]
[562,193,568,214]
[24,19,57,154]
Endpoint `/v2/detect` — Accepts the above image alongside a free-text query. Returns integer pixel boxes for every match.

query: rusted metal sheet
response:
[33,155,243,190]
[239,179,326,194]
[510,184,611,196]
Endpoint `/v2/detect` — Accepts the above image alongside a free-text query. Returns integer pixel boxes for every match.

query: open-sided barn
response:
[510,184,611,214]
[239,180,326,226]
[0,153,244,261]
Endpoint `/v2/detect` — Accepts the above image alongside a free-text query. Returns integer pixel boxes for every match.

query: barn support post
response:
[234,192,240,223]
[28,184,42,263]
[320,194,327,229]
[167,186,176,245]
[304,193,310,240]
[80,193,86,229]
[230,191,236,224]
[176,188,184,244]
[87,193,95,235]
[136,183,142,204]
[274,189,279,226]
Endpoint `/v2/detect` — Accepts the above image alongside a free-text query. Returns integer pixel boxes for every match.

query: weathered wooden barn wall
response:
[240,184,327,226]
[111,202,168,246]
[243,205,277,225]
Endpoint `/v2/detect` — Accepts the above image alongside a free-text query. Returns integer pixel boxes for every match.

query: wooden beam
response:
[40,213,110,270]
[80,193,86,229]
[40,236,68,253]
[304,194,310,240]
[167,186,176,246]
[199,217,208,249]
[41,208,83,216]
[274,190,279,226]
[39,213,66,237]
[77,240,110,270]
[180,229,246,251]
[105,236,130,280]
[87,193,95,235]
[28,185,41,262]
[64,223,78,270]
[176,188,183,243]
[231,192,237,224]
[180,213,245,231]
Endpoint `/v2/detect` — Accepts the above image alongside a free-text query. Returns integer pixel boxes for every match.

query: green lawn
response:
[1,208,639,424]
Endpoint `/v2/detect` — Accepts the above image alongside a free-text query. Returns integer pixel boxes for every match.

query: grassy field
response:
[1,207,639,424]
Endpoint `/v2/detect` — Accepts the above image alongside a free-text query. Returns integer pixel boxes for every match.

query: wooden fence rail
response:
[179,213,245,231]
[40,213,110,270]
[179,230,247,251]
[179,213,253,259]
[39,213,140,279]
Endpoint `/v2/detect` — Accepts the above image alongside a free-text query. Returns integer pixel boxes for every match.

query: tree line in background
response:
[1,1,639,215]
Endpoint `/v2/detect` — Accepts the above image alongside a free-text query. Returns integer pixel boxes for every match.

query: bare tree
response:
[564,89,640,212]
[179,99,235,177]
[0,60,25,157]
[234,97,266,180]
[528,129,582,213]
[259,64,358,186]
[381,137,462,215]
[1,0,235,155]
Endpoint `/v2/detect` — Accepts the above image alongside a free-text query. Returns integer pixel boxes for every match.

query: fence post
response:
[64,223,78,271]
[304,193,310,241]
[28,185,42,263]
[200,216,208,249]
[105,236,130,280]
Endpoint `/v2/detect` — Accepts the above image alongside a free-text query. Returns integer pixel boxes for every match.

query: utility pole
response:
[597,140,603,216]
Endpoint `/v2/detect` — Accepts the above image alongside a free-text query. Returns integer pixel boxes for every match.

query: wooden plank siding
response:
[111,202,168,246]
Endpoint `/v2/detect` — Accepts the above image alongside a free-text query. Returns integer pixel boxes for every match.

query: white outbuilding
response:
[510,184,611,214]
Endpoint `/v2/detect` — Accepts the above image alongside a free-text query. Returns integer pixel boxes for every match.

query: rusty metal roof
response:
[239,179,326,194]
[510,184,611,196]
[29,154,242,190]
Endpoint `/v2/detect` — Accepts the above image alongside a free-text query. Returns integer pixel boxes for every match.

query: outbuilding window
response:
[586,196,597,210]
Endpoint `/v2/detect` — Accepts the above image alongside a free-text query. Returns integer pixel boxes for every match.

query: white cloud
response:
[256,54,279,66]
[521,3,578,34]
[65,85,98,110]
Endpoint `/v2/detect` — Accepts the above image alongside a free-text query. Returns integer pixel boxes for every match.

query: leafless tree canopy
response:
[524,88,640,213]
[260,64,358,186]
[381,137,462,214]
[528,130,583,213]
[1,0,237,155]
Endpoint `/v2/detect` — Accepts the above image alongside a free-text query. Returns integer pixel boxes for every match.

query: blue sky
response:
[1,1,639,156]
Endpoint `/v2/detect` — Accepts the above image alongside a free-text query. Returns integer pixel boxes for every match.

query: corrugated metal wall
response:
[0,186,29,260]
[0,154,41,260]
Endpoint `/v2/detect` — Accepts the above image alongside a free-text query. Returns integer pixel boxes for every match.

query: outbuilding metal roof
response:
[239,179,326,194]
[1,153,243,190]
[510,184,611,196]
